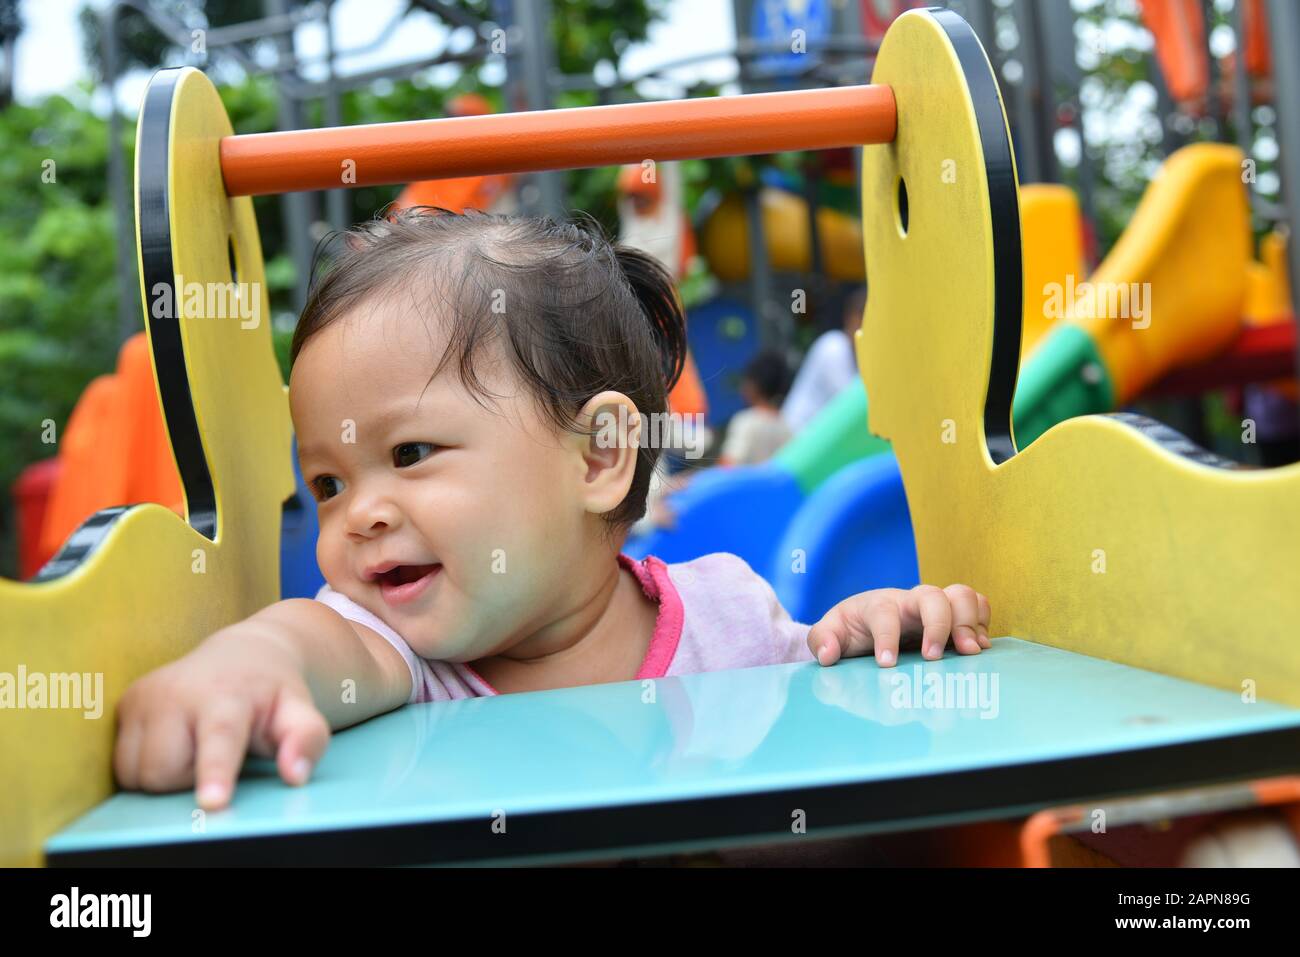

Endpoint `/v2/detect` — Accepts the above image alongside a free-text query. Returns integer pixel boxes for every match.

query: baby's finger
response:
[137,714,197,794]
[910,585,953,660]
[864,598,903,667]
[807,612,847,666]
[267,692,331,788]
[976,592,991,636]
[113,719,143,791]
[943,584,986,653]
[194,699,256,811]
[808,591,896,665]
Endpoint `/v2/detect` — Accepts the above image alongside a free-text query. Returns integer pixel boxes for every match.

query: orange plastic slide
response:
[37,332,182,568]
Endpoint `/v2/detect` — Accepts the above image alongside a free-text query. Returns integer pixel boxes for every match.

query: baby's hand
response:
[114,622,331,811]
[807,584,991,668]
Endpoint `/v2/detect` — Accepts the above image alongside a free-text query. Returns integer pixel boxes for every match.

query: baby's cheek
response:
[511,467,588,551]
[314,535,334,584]
[314,523,346,586]
[452,480,555,577]
[459,550,550,652]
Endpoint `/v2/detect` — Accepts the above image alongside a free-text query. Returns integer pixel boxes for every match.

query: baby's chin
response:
[321,571,489,661]
[361,594,479,661]
[403,627,489,665]
[324,578,418,635]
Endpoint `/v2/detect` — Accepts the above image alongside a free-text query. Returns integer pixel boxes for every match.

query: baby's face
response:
[289,296,601,662]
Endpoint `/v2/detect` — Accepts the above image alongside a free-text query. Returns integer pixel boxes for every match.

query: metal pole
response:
[103,5,139,346]
[1230,0,1283,221]
[732,0,781,349]
[322,0,347,231]
[1265,0,1300,432]
[513,0,564,218]
[265,0,314,311]
[1040,0,1091,212]
[1232,0,1254,163]
[0,0,17,108]
[1199,0,1224,140]
[1011,0,1056,184]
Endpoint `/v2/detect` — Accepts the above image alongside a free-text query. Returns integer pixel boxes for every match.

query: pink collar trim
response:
[618,553,684,680]
[462,662,498,695]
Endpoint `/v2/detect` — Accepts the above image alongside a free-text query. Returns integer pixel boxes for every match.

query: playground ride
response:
[2,71,295,865]
[6,7,1300,868]
[1,64,897,869]
[859,13,1300,708]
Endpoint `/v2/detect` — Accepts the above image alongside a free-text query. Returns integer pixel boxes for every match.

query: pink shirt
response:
[314,552,816,704]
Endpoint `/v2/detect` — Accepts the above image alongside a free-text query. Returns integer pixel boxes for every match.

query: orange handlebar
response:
[219,84,896,197]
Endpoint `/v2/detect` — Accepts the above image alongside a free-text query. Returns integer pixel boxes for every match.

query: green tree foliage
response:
[0,88,124,575]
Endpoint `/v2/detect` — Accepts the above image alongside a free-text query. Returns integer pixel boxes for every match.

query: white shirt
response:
[720,407,792,465]
[780,330,859,432]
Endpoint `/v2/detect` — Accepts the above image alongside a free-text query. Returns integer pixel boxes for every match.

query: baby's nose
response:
[346,495,401,538]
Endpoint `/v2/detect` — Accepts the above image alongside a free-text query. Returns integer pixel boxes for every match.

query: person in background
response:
[781,284,865,433]
[718,348,795,466]
[644,349,793,530]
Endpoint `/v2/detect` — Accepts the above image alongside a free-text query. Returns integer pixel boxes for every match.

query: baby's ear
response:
[569,390,642,516]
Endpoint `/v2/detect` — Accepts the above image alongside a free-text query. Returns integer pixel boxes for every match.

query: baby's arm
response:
[114,599,412,811]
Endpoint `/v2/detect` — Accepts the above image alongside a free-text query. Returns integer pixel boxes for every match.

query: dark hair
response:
[290,206,688,537]
[816,283,867,336]
[743,349,793,404]
[842,283,867,330]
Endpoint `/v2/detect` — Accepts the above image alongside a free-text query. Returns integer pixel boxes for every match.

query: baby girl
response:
[113,208,992,811]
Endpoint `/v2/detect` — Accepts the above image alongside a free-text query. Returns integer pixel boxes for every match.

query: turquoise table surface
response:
[46,638,1300,866]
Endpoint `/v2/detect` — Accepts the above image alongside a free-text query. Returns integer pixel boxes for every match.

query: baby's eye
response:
[309,475,345,502]
[393,442,435,468]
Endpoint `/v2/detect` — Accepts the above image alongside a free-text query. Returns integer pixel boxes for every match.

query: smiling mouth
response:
[374,563,441,606]
[375,564,439,586]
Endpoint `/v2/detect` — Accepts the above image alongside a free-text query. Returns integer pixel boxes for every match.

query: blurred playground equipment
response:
[1140,0,1272,109]
[13,333,180,581]
[698,184,865,283]
[631,140,1299,621]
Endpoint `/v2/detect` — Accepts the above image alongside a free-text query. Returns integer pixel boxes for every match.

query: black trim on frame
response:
[1105,412,1253,470]
[931,9,1022,465]
[45,724,1300,866]
[31,68,216,584]
[31,507,131,582]
[137,68,217,541]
